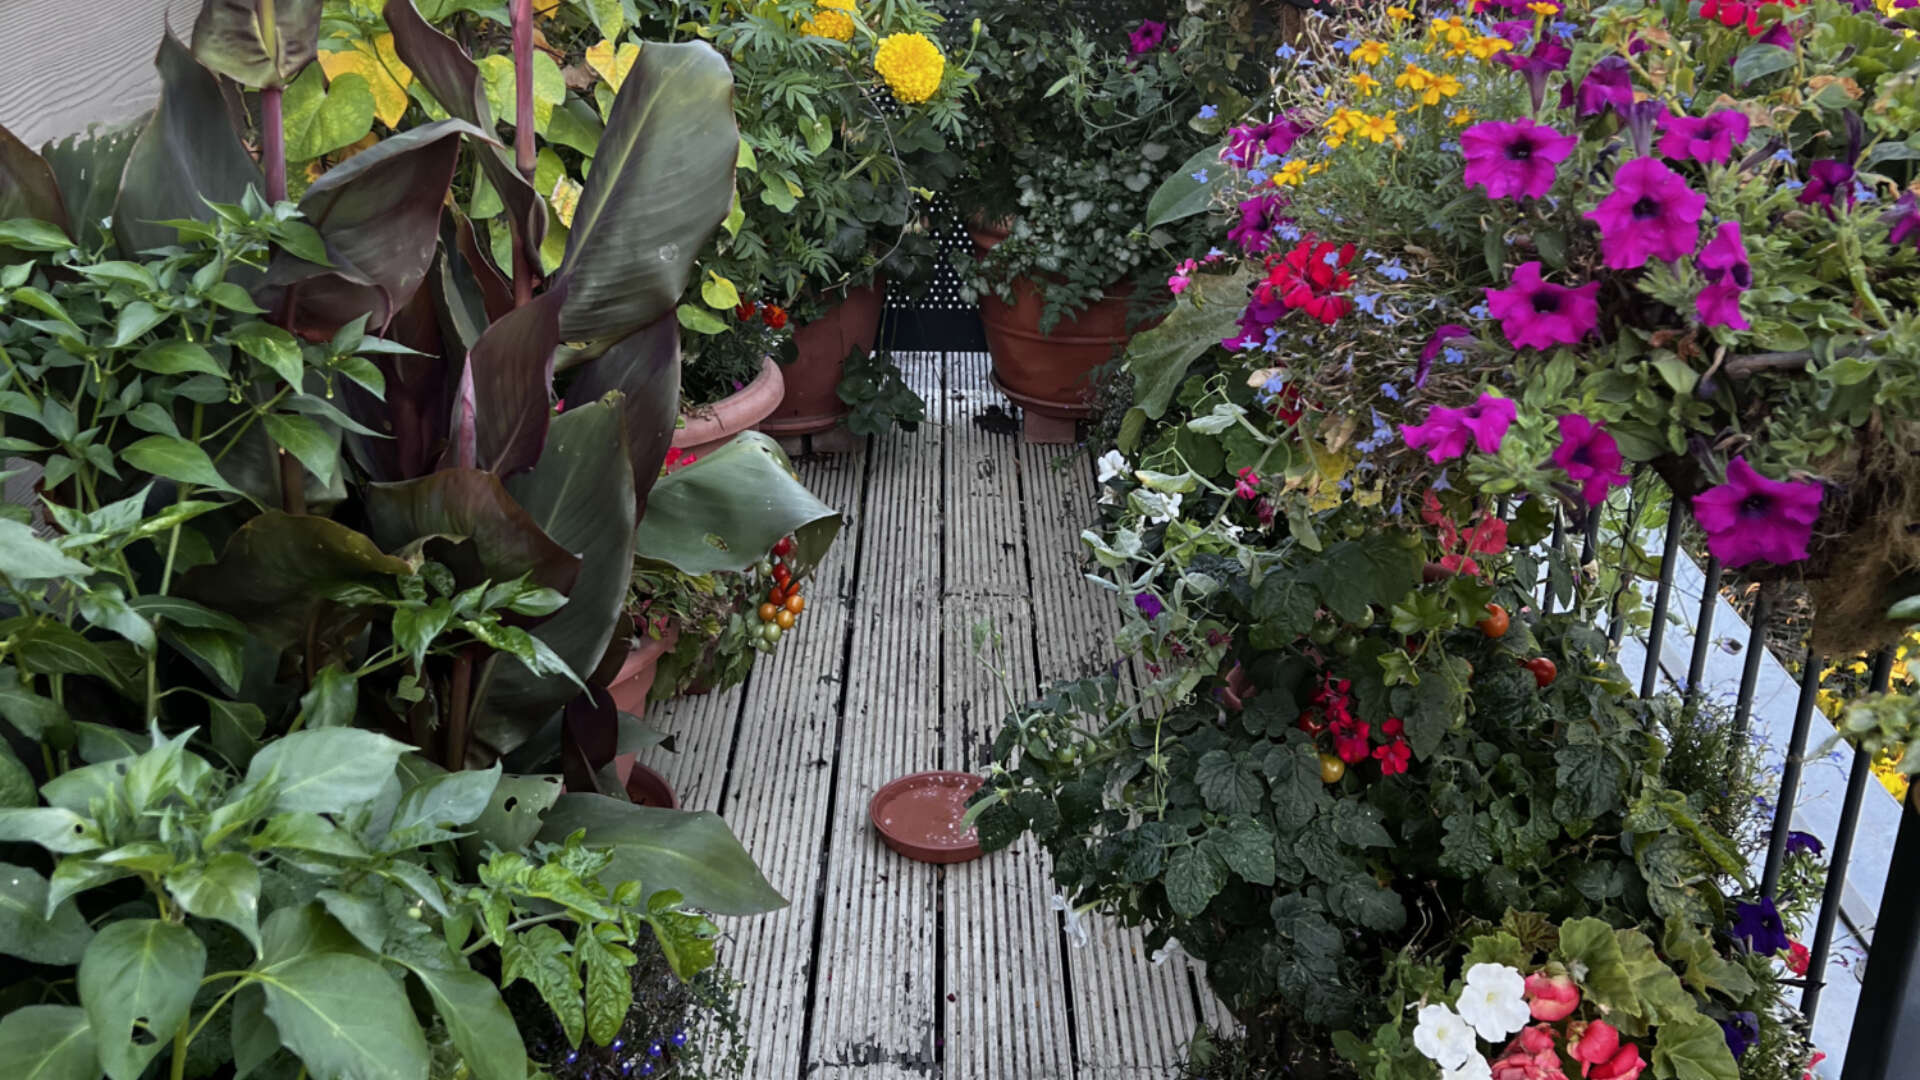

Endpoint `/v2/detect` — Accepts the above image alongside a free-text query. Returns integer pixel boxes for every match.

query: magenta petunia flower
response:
[1552,414,1630,507]
[1576,56,1635,118]
[1691,457,1823,566]
[1128,20,1167,56]
[1415,324,1473,387]
[1400,393,1518,464]
[1223,115,1307,168]
[1227,192,1289,254]
[1696,282,1749,329]
[1491,19,1534,43]
[1656,110,1751,164]
[1799,159,1856,212]
[1886,192,1920,249]
[1484,261,1601,350]
[1461,120,1576,201]
[1496,39,1573,112]
[1586,157,1707,269]
[1698,221,1751,288]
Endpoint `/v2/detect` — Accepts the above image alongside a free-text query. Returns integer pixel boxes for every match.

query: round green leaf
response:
[78,919,207,1080]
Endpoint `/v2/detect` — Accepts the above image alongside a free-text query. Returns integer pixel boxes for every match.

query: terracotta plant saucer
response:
[869,771,986,864]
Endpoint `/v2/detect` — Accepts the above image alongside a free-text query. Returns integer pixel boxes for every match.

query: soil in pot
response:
[762,281,888,438]
[673,356,785,459]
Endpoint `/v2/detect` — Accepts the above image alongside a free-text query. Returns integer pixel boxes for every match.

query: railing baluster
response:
[1683,555,1723,703]
[1761,652,1824,899]
[1730,584,1776,744]
[1543,509,1565,615]
[1640,516,1682,698]
[1840,769,1920,1080]
[1802,648,1896,1028]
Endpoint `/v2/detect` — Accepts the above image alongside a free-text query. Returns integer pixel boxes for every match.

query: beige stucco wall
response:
[0,0,199,147]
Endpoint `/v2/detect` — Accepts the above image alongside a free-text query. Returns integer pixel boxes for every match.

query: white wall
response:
[0,0,199,147]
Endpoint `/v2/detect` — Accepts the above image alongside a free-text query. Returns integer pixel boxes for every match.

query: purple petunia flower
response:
[1460,120,1577,201]
[1586,157,1707,269]
[1552,414,1630,507]
[1484,261,1600,350]
[1135,593,1164,621]
[1576,56,1635,118]
[1786,831,1824,856]
[1698,222,1751,288]
[1496,39,1573,113]
[1884,191,1920,248]
[1415,324,1473,388]
[1731,896,1792,956]
[1657,110,1751,165]
[1224,115,1308,169]
[1128,19,1167,56]
[1696,282,1749,330]
[1721,1012,1760,1059]
[1400,393,1518,464]
[1692,457,1824,567]
[1226,192,1290,255]
[1799,159,1857,212]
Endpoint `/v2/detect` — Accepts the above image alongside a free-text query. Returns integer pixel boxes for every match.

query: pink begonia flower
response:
[1400,394,1518,464]
[1485,262,1600,350]
[1523,972,1581,1022]
[1491,1024,1568,1080]
[1587,157,1707,269]
[1552,414,1629,507]
[1570,1021,1645,1080]
[1690,456,1824,566]
[1461,120,1577,201]
[1656,110,1751,164]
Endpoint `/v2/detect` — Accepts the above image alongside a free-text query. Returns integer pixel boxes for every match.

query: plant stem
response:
[510,0,537,308]
[460,910,573,956]
[261,86,287,205]
[170,1022,189,1080]
[445,646,475,770]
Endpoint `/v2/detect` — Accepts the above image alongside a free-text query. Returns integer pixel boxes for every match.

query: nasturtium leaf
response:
[79,919,207,1080]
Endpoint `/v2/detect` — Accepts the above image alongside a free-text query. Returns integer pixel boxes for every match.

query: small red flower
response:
[736,302,757,320]
[762,304,789,329]
[1372,739,1411,776]
[1786,939,1810,976]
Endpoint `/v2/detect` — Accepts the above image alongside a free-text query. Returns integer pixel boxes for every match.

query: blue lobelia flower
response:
[1198,104,1219,120]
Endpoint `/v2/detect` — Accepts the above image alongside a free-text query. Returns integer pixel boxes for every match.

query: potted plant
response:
[948,0,1278,441]
[673,303,788,458]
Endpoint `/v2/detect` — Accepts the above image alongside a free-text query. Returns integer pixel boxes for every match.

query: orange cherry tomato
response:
[1478,603,1509,639]
[785,594,805,615]
[1523,657,1557,688]
[758,603,778,623]
[1319,753,1346,784]
[775,609,796,630]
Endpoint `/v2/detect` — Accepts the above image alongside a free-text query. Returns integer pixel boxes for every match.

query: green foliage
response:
[838,346,926,436]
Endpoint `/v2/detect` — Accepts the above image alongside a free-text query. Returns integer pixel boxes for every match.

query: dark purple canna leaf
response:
[0,123,70,233]
[114,32,262,256]
[264,118,487,338]
[362,468,581,598]
[559,315,679,518]
[190,0,325,89]
[177,512,415,651]
[555,41,738,343]
[459,282,567,478]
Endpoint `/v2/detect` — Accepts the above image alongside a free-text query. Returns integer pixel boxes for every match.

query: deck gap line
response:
[934,350,954,1079]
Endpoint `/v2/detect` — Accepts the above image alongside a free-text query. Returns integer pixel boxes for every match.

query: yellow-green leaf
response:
[477,52,565,133]
[283,67,376,163]
[584,39,640,94]
[584,0,627,40]
[701,272,740,310]
[736,140,757,172]
[721,189,744,238]
[676,304,727,335]
[318,33,414,128]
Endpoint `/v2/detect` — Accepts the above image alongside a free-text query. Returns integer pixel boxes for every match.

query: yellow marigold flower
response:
[801,0,857,41]
[1394,63,1434,92]
[1449,108,1476,126]
[874,32,944,104]
[1527,1,1559,13]
[1274,160,1311,186]
[1349,71,1381,97]
[1352,40,1389,65]
[1356,111,1398,143]
[1464,35,1515,60]
[1387,6,1415,21]
[1421,73,1463,106]
[1428,16,1467,38]
[1309,161,1327,176]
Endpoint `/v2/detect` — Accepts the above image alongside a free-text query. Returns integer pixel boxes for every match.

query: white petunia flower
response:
[1456,963,1531,1042]
[1096,450,1129,483]
[1050,893,1090,948]
[1150,940,1182,966]
[1413,1004,1476,1071]
[1441,1053,1493,1080]
[1136,490,1182,525]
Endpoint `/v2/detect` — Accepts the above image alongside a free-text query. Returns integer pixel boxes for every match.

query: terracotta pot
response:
[869,771,985,864]
[969,224,1136,427]
[607,627,679,717]
[761,282,888,436]
[618,761,680,809]
[673,356,785,459]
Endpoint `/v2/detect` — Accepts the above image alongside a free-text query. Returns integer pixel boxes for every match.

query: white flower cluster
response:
[1412,963,1531,1080]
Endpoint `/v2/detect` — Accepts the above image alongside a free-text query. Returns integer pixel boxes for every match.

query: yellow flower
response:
[1464,35,1514,60]
[1394,63,1434,93]
[874,32,944,104]
[1274,160,1311,186]
[1356,111,1398,143]
[801,0,857,42]
[1422,73,1464,106]
[1449,108,1476,126]
[1387,6,1415,21]
[1526,1,1559,13]
[1349,71,1381,97]
[1352,40,1389,65]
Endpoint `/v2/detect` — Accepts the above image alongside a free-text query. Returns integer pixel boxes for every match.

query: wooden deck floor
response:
[643,352,1228,1078]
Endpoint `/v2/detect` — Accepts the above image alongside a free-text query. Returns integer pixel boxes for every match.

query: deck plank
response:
[807,354,946,1079]
[702,451,868,1079]
[645,686,745,814]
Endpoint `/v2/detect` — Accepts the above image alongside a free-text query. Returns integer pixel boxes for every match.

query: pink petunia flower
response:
[1799,159,1856,212]
[1415,323,1473,387]
[1698,222,1751,288]
[1586,157,1707,269]
[1223,115,1308,168]
[1696,282,1750,329]
[1485,262,1600,349]
[1127,19,1167,56]
[1656,110,1751,164]
[1576,56,1635,118]
[1691,457,1824,566]
[1496,39,1574,113]
[1552,414,1630,507]
[1461,120,1577,201]
[1883,191,1920,248]
[1400,393,1518,463]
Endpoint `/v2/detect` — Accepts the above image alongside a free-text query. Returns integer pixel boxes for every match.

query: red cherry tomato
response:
[1523,657,1557,688]
[1478,603,1510,639]
[772,536,794,557]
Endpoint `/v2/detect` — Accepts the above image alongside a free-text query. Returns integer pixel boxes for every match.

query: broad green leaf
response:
[165,851,261,948]
[1652,1013,1740,1080]
[178,512,413,649]
[110,301,170,347]
[120,435,241,495]
[255,949,431,1080]
[1730,43,1795,85]
[132,340,227,378]
[0,807,103,853]
[0,862,94,964]
[0,519,91,579]
[0,742,32,808]
[296,665,359,729]
[191,0,325,88]
[282,65,377,162]
[1556,917,1635,1014]
[115,34,261,256]
[229,320,307,388]
[263,411,340,489]
[536,795,785,916]
[1144,142,1225,228]
[387,761,501,840]
[578,929,633,1045]
[1123,268,1256,431]
[247,728,411,814]
[0,1004,97,1080]
[555,41,738,342]
[79,919,207,1080]
[396,956,528,1080]
[633,431,841,575]
[125,595,247,634]
[462,772,563,856]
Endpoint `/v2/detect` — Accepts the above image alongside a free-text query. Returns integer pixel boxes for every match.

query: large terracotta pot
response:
[606,627,680,717]
[970,223,1136,441]
[673,356,784,459]
[761,281,888,436]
